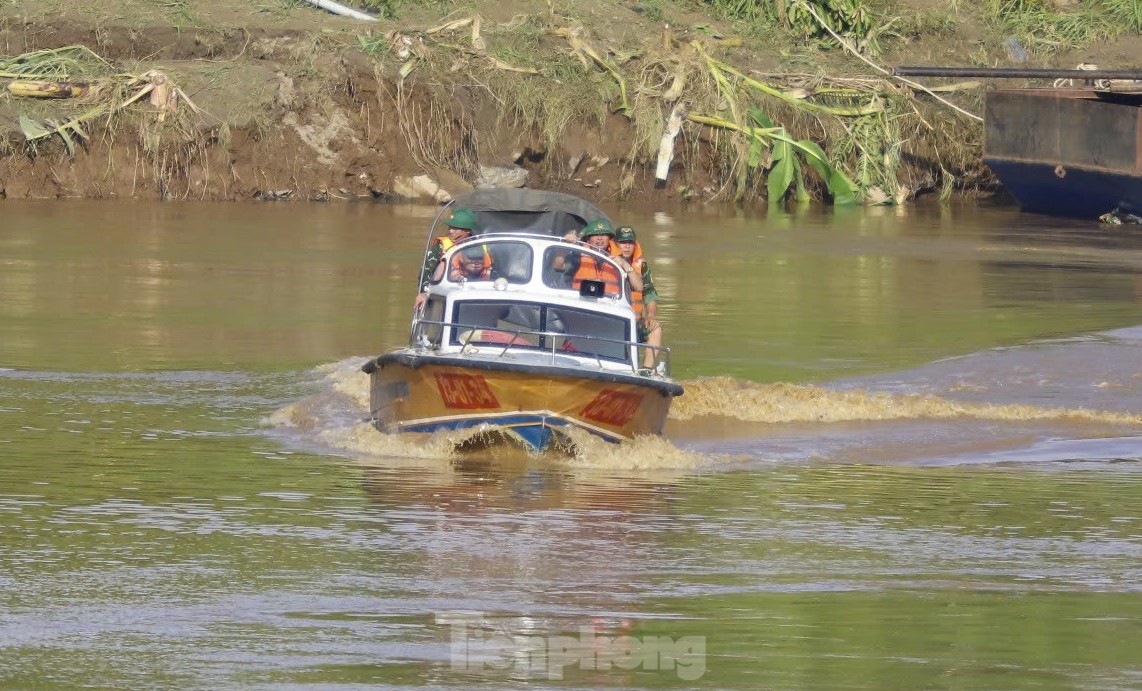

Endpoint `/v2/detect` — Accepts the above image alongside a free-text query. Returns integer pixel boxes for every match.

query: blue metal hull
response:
[984,88,1142,219]
[984,158,1142,218]
[399,412,624,452]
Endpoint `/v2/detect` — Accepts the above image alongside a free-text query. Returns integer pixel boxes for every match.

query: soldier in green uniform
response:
[415,207,480,309]
[614,225,663,370]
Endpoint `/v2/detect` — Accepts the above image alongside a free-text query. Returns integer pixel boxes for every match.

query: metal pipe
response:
[302,0,376,22]
[893,66,1142,80]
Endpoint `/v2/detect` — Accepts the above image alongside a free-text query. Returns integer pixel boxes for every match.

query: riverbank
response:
[2,0,1142,204]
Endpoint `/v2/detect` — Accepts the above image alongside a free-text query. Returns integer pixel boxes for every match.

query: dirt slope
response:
[1,0,1141,203]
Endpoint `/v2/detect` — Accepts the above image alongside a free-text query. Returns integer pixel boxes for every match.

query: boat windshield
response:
[541,246,623,296]
[450,299,630,362]
[433,241,534,285]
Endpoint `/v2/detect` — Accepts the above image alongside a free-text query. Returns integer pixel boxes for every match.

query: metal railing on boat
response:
[409,318,672,377]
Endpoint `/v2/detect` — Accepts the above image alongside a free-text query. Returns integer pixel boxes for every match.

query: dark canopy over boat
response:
[439,189,611,237]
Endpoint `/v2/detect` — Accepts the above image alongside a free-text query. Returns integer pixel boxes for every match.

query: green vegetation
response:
[700,0,886,55]
[983,0,1142,53]
[1,46,118,154]
[3,0,1141,202]
[986,0,1112,53]
[1105,0,1142,32]
[350,3,968,204]
[358,0,403,18]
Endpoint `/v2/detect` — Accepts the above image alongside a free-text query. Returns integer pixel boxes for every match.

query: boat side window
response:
[441,241,533,285]
[420,296,446,346]
[543,246,587,290]
[486,242,533,284]
[543,247,625,298]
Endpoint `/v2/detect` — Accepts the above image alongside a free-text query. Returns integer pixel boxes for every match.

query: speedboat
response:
[361,189,684,452]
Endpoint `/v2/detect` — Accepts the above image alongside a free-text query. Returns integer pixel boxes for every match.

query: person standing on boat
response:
[615,225,663,369]
[415,207,481,309]
[552,219,641,296]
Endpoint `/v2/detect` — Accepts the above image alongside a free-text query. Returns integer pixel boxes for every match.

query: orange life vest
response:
[449,244,493,279]
[622,241,647,316]
[572,254,622,296]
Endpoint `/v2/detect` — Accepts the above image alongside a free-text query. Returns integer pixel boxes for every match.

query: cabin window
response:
[487,242,533,284]
[547,305,629,360]
[541,246,623,297]
[542,246,580,290]
[450,300,630,362]
[442,241,533,285]
[420,296,445,346]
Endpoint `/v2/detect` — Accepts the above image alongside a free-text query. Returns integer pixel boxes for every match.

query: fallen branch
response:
[8,80,88,98]
[795,0,981,123]
[549,27,631,114]
[695,41,884,117]
[486,56,540,74]
[655,105,685,185]
[426,17,474,35]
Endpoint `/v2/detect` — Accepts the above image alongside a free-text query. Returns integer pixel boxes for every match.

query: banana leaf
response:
[767,132,794,203]
[47,120,76,155]
[792,155,811,204]
[795,139,859,205]
[18,115,51,139]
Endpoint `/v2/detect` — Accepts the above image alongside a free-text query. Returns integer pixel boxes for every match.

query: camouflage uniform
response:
[418,237,450,289]
[632,260,660,341]
[615,225,659,342]
[417,207,481,289]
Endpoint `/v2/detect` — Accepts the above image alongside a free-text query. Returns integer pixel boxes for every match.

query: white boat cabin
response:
[412,234,653,374]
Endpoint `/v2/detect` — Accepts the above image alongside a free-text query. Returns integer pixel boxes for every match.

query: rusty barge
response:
[898,66,1142,219]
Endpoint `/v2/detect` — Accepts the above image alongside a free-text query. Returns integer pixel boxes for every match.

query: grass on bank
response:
[354,0,985,204]
[983,0,1142,54]
[6,0,1128,202]
[0,44,226,197]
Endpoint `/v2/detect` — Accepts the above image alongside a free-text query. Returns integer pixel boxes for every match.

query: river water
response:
[2,200,1141,688]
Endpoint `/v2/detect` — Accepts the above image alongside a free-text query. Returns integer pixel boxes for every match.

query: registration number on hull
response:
[580,389,643,426]
[435,373,500,409]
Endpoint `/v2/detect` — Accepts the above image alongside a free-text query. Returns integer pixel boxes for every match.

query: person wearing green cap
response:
[615,225,662,369]
[551,218,640,296]
[415,206,481,309]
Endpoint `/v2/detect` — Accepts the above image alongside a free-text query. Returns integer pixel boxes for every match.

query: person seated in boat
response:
[615,225,663,369]
[443,244,494,282]
[415,207,480,309]
[549,219,640,296]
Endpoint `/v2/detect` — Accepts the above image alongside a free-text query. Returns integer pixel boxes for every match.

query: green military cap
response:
[578,218,615,238]
[445,207,480,231]
[614,225,637,243]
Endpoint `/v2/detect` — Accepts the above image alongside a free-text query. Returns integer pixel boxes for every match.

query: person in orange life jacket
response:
[615,225,662,368]
[443,244,494,281]
[415,207,480,309]
[552,218,641,295]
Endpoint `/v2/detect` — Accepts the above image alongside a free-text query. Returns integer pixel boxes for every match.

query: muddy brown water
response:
[2,199,1142,688]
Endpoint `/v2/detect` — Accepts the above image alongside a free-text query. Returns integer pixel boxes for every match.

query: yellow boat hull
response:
[364,352,682,450]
